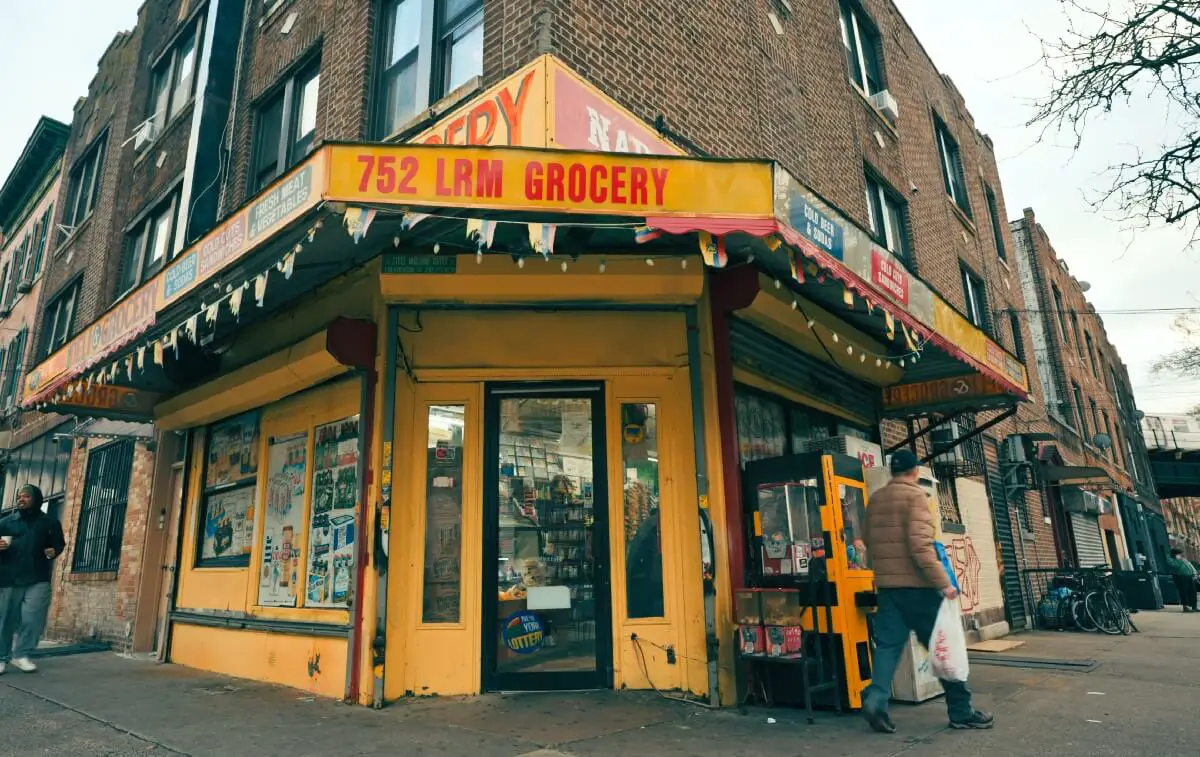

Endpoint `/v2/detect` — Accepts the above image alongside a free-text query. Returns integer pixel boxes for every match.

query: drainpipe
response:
[685,305,719,707]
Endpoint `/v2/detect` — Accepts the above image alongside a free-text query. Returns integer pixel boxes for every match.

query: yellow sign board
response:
[883,374,1007,410]
[932,300,1028,393]
[326,144,773,218]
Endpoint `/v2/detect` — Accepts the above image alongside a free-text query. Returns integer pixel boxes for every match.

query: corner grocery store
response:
[22,55,1028,707]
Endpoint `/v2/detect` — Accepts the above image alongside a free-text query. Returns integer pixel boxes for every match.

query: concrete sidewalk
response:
[1,610,1198,757]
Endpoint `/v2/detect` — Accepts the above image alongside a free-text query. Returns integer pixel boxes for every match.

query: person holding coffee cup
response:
[0,484,66,673]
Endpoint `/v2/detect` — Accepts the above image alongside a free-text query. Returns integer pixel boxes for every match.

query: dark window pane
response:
[383,59,419,134]
[172,29,198,118]
[253,95,284,191]
[390,0,421,64]
[840,3,863,89]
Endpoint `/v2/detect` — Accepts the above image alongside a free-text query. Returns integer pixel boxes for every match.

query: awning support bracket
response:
[919,406,1017,465]
[885,411,964,456]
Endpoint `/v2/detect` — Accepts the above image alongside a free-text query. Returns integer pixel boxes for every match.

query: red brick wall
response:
[45,439,155,650]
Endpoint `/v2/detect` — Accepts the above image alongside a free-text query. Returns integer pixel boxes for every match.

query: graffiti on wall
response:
[949,535,982,613]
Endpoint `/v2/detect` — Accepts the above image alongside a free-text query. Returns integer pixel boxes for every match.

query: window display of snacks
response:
[305,414,360,608]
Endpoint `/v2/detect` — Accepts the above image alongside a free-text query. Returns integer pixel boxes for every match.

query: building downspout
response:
[371,309,398,708]
[685,305,719,707]
[160,429,194,663]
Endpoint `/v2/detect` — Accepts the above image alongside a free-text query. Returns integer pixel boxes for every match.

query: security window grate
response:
[72,440,135,573]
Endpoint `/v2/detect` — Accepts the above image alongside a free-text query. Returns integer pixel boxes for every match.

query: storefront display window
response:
[735,392,786,463]
[258,433,308,607]
[840,484,870,571]
[197,412,260,567]
[306,415,361,608]
[622,403,664,619]
[734,386,876,464]
[422,405,465,623]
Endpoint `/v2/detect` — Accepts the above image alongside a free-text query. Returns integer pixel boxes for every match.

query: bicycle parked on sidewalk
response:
[1036,567,1137,636]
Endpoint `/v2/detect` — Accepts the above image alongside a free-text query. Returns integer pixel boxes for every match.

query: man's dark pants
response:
[862,587,974,722]
[1173,575,1198,610]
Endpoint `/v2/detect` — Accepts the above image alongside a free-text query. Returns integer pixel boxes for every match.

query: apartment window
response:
[961,264,989,333]
[63,134,107,230]
[118,189,180,296]
[1052,285,1068,342]
[12,237,30,294]
[1,328,27,409]
[1089,399,1101,444]
[0,264,9,312]
[28,204,52,278]
[934,116,970,217]
[1069,311,1083,353]
[865,172,911,265]
[251,59,320,193]
[72,440,135,573]
[42,281,80,356]
[984,184,1007,260]
[839,1,884,96]
[149,19,202,131]
[379,0,423,135]
[1072,382,1086,434]
[1009,312,1026,363]
[437,0,484,97]
[1085,332,1099,376]
[1103,412,1116,460]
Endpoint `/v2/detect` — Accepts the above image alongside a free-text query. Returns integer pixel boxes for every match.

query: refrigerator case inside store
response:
[741,452,876,710]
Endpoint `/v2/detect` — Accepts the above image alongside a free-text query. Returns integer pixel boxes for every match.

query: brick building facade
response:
[1011,207,1147,570]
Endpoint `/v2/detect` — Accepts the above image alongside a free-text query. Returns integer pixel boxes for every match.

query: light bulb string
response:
[791,297,927,366]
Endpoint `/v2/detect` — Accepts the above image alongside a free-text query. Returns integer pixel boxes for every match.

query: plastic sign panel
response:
[51,384,160,420]
[326,144,774,219]
[882,374,1009,412]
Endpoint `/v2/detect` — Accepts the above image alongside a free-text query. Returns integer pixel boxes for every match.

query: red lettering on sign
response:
[629,167,648,205]
[436,158,452,196]
[469,101,498,145]
[590,165,607,203]
[547,162,565,201]
[453,159,473,196]
[610,165,627,204]
[651,168,668,204]
[376,155,396,193]
[476,160,503,198]
[525,162,544,200]
[357,154,375,192]
[497,70,535,144]
[568,164,587,203]
[397,156,418,195]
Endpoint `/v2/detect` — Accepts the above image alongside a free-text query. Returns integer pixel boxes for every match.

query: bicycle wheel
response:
[1071,595,1097,631]
[1086,592,1122,635]
[1105,590,1133,635]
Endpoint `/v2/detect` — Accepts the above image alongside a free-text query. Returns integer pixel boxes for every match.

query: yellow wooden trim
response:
[733,367,875,428]
[736,275,903,388]
[414,366,678,382]
[156,331,349,430]
[380,254,703,305]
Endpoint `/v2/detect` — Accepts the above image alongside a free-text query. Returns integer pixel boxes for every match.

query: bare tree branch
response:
[1031,1,1200,238]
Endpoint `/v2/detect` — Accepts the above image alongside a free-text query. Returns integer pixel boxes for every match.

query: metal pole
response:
[685,305,720,707]
[371,309,398,708]
[160,429,193,663]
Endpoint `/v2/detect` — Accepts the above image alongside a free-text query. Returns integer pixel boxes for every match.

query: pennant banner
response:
[528,223,557,258]
[697,231,728,268]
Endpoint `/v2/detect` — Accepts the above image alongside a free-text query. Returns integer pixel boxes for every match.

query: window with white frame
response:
[934,115,970,217]
[118,188,181,298]
[960,263,989,333]
[839,0,884,96]
[865,172,910,265]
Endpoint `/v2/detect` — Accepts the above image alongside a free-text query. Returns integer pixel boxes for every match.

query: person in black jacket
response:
[0,484,66,673]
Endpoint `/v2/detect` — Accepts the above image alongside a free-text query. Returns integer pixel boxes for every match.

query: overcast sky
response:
[1,1,1196,415]
[897,0,1200,416]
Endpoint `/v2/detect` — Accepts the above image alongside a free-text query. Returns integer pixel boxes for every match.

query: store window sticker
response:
[502,611,546,654]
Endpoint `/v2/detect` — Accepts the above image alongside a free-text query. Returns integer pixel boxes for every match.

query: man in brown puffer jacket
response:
[860,449,993,733]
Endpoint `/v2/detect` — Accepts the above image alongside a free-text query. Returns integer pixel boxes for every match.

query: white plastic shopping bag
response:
[928,598,970,682]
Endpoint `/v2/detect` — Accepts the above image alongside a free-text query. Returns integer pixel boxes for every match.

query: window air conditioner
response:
[16,276,33,294]
[132,119,158,152]
[800,435,884,471]
[869,89,900,124]
[930,420,963,464]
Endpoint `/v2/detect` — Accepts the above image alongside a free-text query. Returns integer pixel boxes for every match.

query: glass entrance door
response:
[483,384,612,691]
